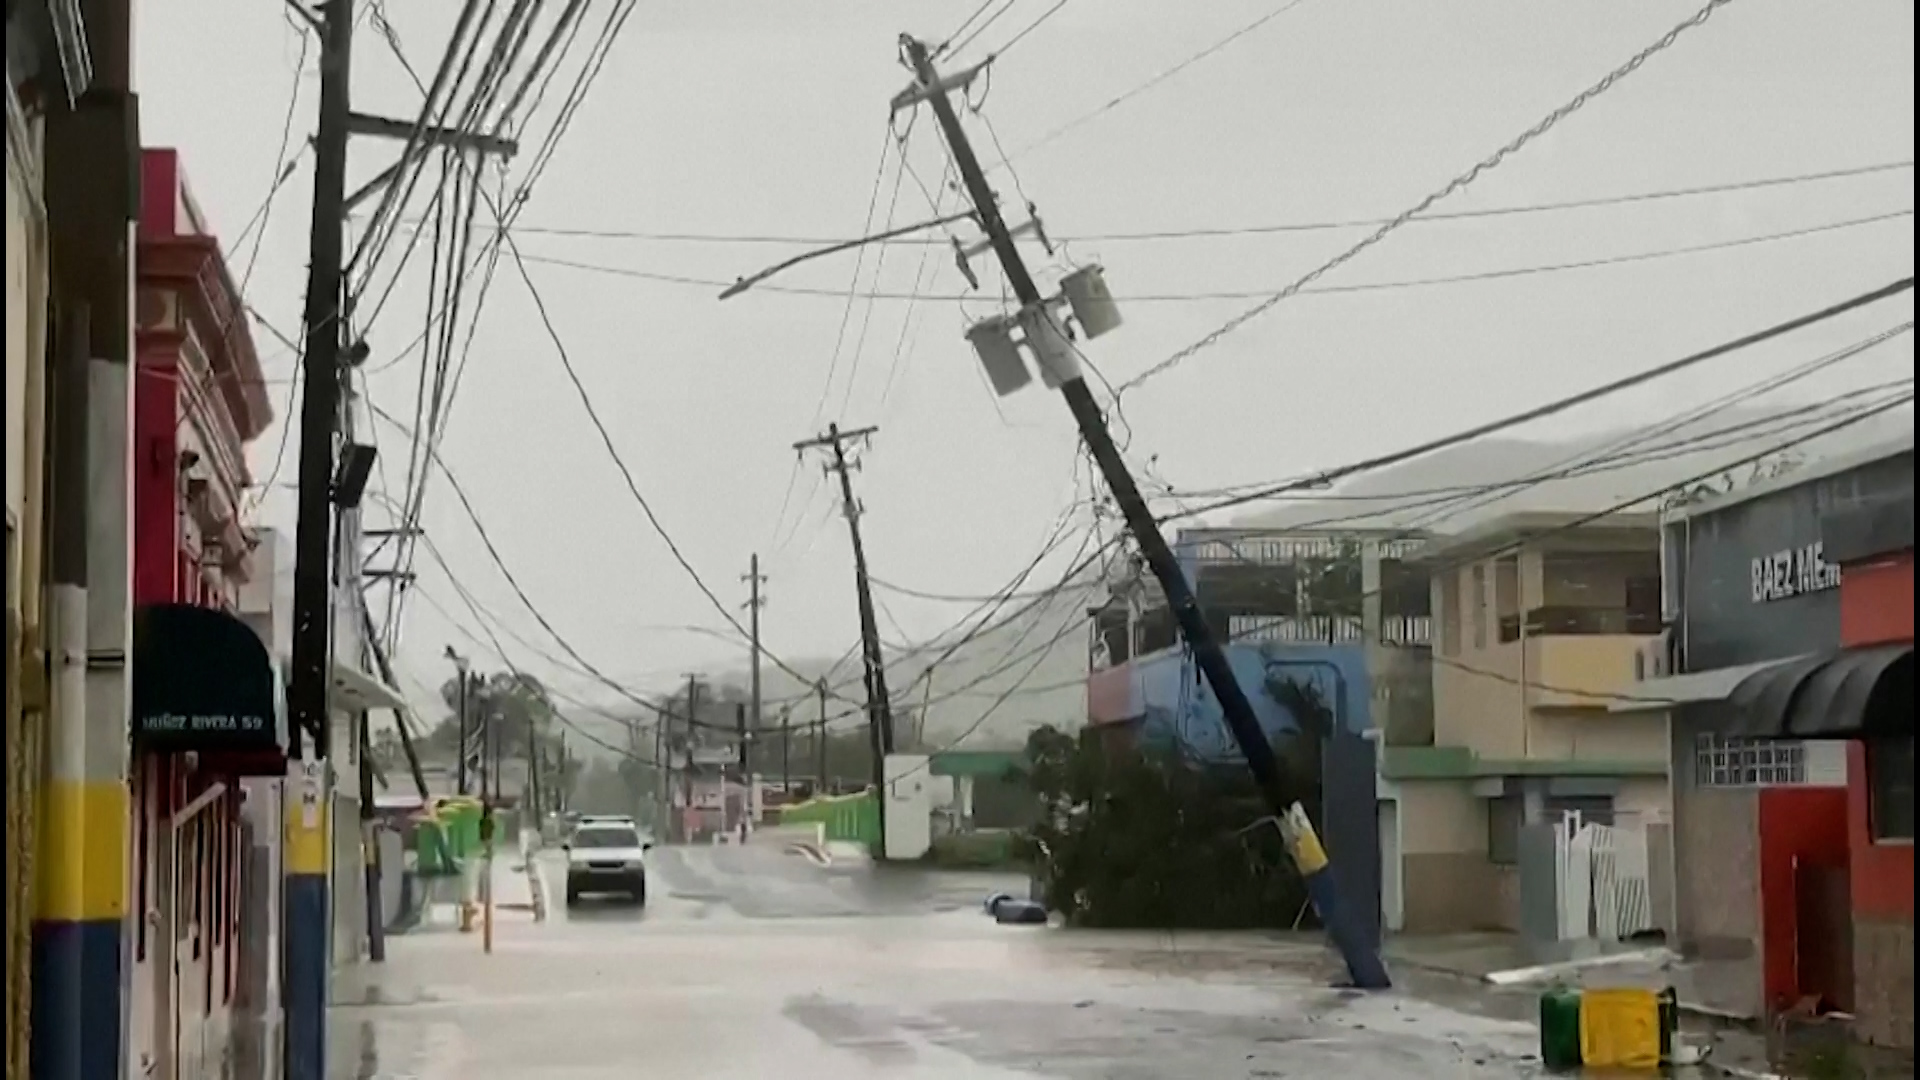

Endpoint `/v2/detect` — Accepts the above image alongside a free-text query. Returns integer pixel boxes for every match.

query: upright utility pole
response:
[814,679,830,793]
[795,424,894,856]
[895,36,1387,989]
[283,2,356,1075]
[743,554,766,736]
[526,709,542,829]
[450,652,473,795]
[735,702,751,842]
[680,674,703,841]
[650,713,668,833]
[780,706,792,794]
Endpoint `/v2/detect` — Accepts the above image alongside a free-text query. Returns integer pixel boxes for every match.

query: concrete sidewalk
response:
[1380,933,1915,1078]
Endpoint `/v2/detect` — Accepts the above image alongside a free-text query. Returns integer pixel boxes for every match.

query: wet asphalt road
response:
[328,843,1554,1079]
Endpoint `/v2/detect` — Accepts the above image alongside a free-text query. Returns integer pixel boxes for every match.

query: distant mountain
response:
[1229,403,1913,535]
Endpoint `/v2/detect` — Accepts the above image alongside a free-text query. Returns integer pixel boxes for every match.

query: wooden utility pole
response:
[894,35,1386,987]
[743,554,766,737]
[526,709,542,827]
[735,702,751,842]
[814,680,830,793]
[779,705,792,794]
[679,674,703,841]
[795,424,894,855]
[649,713,667,832]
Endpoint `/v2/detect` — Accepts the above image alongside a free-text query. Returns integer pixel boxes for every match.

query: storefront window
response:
[1869,736,1914,842]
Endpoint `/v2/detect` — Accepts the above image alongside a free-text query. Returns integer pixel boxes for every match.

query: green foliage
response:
[1015,713,1325,929]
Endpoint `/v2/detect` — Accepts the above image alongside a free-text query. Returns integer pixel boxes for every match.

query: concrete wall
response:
[1838,551,1914,1050]
[1529,710,1669,767]
[1433,551,1663,763]
[5,111,47,533]
[1393,780,1498,933]
[1669,705,1766,1017]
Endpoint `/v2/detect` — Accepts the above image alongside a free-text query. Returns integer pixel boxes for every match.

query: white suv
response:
[564,821,652,906]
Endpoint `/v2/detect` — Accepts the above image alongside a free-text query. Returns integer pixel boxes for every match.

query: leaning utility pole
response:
[795,424,894,855]
[893,35,1387,988]
[743,554,766,737]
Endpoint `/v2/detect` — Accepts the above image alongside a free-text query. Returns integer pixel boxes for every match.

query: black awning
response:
[1725,643,1913,740]
[132,603,287,757]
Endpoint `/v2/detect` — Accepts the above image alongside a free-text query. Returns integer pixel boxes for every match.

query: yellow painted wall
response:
[1396,780,1485,855]
[1432,553,1660,765]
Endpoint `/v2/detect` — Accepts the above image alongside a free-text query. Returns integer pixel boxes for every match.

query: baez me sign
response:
[131,603,287,756]
[1750,541,1842,604]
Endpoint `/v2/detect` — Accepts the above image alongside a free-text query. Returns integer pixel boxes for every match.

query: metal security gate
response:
[166,785,226,1080]
[1554,813,1655,941]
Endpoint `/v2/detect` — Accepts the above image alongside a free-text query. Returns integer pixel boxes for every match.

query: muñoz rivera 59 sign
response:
[131,603,286,757]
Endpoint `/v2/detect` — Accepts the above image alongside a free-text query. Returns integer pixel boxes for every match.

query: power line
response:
[1165,276,1917,520]
[944,0,1021,59]
[496,160,1914,246]
[512,208,1912,303]
[992,0,1074,58]
[990,0,1314,169]
[1170,380,1914,512]
[1387,322,1915,535]
[495,230,839,696]
[1120,0,1739,392]
[936,1,999,57]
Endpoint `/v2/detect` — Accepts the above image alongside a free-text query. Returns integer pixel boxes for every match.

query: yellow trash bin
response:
[1576,987,1675,1071]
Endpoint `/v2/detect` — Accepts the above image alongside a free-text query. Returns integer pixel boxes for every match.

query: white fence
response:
[1554,813,1656,941]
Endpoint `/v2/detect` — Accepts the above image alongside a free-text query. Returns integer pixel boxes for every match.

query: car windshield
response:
[572,828,639,849]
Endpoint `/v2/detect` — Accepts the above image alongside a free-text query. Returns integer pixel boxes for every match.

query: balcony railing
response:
[1498,605,1660,643]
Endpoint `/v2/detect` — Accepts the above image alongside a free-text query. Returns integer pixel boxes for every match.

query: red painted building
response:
[126,147,277,1076]
[1828,495,1914,1050]
[1641,437,1912,1047]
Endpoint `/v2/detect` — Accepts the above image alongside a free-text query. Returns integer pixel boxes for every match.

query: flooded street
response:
[327,844,1555,1078]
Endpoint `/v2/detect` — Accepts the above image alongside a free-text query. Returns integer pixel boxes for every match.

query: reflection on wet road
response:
[328,843,1552,1078]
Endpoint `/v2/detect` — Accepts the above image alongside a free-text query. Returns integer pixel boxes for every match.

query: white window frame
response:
[1694,732,1806,788]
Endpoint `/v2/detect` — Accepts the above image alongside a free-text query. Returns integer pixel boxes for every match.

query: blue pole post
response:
[283,756,331,1080]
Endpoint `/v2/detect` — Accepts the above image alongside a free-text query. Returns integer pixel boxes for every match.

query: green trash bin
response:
[437,797,484,860]
[413,818,460,878]
[1539,985,1583,1072]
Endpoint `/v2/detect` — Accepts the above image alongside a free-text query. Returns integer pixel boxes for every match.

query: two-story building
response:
[1380,511,1669,934]
[1612,435,1911,1047]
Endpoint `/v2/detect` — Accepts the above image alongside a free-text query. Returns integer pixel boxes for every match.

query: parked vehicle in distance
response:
[564,821,651,906]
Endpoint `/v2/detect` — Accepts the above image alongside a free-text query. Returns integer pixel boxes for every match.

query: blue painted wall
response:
[1126,641,1371,761]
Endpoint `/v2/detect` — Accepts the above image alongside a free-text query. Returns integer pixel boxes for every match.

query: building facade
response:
[1825,478,1914,1049]
[1615,436,1912,1043]
[1381,511,1669,935]
[5,47,54,1080]
[125,147,278,1080]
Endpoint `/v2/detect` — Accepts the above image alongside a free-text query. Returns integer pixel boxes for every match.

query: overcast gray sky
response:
[135,0,1915,726]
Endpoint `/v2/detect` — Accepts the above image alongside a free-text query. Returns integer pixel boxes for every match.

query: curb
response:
[787,842,831,868]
